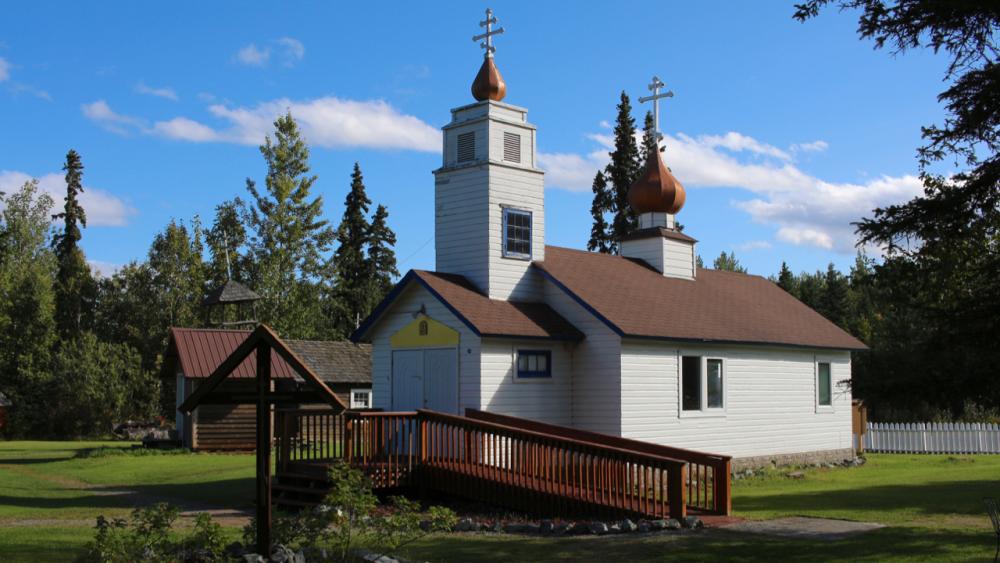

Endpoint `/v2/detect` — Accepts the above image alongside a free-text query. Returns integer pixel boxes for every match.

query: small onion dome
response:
[471,56,506,102]
[628,147,686,214]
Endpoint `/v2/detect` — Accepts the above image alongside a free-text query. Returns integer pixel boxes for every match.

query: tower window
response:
[457,131,475,162]
[502,208,532,259]
[503,132,521,163]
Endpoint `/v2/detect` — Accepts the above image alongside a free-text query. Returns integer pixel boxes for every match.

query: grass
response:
[0,443,998,561]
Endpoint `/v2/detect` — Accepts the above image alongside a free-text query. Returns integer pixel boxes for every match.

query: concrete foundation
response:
[732,447,856,471]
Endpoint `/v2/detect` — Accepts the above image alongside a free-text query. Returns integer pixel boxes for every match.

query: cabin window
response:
[681,355,725,413]
[350,388,372,409]
[502,208,532,259]
[516,350,551,379]
[503,131,521,163]
[457,131,475,162]
[817,362,832,407]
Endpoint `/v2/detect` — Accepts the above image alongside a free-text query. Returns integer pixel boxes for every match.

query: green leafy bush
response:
[80,503,226,562]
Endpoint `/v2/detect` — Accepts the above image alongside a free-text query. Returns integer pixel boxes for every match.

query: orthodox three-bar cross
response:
[473,8,504,57]
[638,76,673,141]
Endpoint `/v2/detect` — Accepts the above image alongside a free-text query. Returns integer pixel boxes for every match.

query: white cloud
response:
[80,97,440,152]
[9,82,51,101]
[791,140,829,153]
[236,44,270,66]
[736,240,773,251]
[0,170,136,227]
[81,100,146,135]
[277,37,305,66]
[0,57,9,82]
[88,260,122,278]
[135,82,178,101]
[539,128,922,253]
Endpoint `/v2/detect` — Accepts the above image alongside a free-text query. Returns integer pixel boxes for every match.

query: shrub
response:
[80,503,226,562]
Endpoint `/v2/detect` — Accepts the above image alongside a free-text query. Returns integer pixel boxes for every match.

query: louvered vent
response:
[457,132,475,162]
[503,132,521,163]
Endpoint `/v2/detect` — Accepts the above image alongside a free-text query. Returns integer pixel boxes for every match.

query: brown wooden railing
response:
[273,408,732,519]
[464,409,732,515]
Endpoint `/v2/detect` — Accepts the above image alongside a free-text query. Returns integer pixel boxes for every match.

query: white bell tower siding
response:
[434,100,545,301]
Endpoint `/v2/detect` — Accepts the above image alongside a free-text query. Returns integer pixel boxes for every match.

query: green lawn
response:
[0,442,997,562]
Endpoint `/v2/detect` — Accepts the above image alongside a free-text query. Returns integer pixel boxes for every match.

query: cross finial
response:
[638,75,674,142]
[472,8,505,58]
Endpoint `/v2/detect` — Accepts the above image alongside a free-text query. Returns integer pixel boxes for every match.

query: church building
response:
[352,11,865,468]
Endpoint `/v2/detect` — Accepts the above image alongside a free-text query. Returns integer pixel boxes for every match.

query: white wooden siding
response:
[366,284,482,414]
[541,278,622,435]
[434,166,490,294]
[620,236,695,280]
[486,165,544,301]
[479,338,572,425]
[619,340,853,458]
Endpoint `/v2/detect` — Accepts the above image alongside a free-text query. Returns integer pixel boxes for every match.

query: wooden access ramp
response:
[274,408,732,520]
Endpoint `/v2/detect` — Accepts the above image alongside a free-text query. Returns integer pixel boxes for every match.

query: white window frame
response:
[350,388,372,410]
[815,358,835,413]
[501,207,532,260]
[678,353,727,418]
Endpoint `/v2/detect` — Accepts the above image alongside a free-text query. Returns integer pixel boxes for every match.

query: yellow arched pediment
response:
[390,315,459,348]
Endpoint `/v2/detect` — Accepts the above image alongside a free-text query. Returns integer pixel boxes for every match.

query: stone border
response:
[732,448,857,471]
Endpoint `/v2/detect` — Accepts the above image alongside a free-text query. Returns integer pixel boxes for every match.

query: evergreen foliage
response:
[604,91,641,253]
[639,110,659,169]
[711,251,748,273]
[244,112,335,339]
[366,204,398,313]
[52,149,94,339]
[776,261,796,293]
[332,163,373,333]
[587,171,612,253]
[205,197,249,286]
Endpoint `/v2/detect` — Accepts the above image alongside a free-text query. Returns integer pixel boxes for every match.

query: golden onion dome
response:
[628,147,686,215]
[471,56,506,102]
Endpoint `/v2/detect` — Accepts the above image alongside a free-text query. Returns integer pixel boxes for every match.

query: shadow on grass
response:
[400,527,995,562]
[0,477,255,513]
[737,478,1000,520]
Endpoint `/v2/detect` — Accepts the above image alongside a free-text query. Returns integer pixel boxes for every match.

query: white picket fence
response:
[863,421,1000,454]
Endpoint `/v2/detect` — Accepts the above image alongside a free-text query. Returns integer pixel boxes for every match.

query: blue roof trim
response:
[535,267,625,337]
[350,270,483,343]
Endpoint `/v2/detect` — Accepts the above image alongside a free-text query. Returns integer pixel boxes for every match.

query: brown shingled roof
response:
[167,328,372,382]
[535,246,866,351]
[352,270,584,342]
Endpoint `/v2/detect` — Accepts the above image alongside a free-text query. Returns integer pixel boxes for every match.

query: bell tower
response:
[433,9,545,301]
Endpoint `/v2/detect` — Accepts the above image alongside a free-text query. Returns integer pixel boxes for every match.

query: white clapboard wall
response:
[863,422,1000,454]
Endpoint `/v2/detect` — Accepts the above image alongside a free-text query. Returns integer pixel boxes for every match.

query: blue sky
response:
[0,1,948,278]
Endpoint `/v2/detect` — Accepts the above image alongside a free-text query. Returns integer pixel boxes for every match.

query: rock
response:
[650,519,668,530]
[270,544,296,563]
[490,521,503,533]
[787,471,805,479]
[682,516,703,529]
[455,517,476,532]
[665,518,682,530]
[242,555,266,563]
[620,518,637,532]
[539,519,554,534]
[226,542,247,557]
[637,522,651,533]
[525,523,541,534]
[609,523,621,533]
[293,550,306,563]
[589,521,609,535]
[503,522,529,534]
[553,522,571,536]
[569,521,590,535]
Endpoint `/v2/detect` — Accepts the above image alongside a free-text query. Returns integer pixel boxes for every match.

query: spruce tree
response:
[587,171,612,253]
[245,112,335,338]
[52,149,94,339]
[366,204,398,313]
[777,261,796,294]
[332,163,372,332]
[712,251,748,273]
[604,91,641,253]
[821,263,850,329]
[639,111,659,170]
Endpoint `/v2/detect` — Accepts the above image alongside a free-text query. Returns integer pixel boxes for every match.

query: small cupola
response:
[472,57,506,102]
[620,75,697,280]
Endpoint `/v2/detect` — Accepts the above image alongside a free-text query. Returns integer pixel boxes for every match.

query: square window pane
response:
[682,356,701,411]
[707,359,723,408]
[528,355,537,371]
[518,356,528,371]
[818,363,832,406]
[537,354,547,372]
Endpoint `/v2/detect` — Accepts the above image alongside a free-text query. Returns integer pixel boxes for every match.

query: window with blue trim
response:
[502,208,532,259]
[516,350,551,378]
